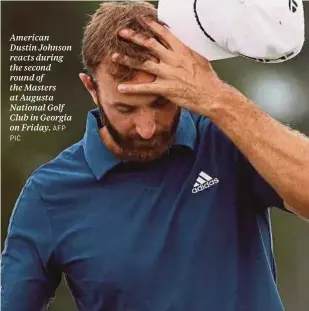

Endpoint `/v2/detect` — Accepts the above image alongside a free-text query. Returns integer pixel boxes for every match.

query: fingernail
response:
[142,16,151,23]
[111,53,118,61]
[118,85,126,92]
[119,29,129,36]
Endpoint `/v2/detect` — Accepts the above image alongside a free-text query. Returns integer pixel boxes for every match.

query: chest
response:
[50,148,275,311]
[55,149,239,271]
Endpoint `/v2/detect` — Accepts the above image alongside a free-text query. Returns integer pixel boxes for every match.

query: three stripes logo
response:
[289,0,298,13]
[192,171,219,194]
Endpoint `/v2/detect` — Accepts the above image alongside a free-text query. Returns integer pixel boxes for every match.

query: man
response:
[1,2,309,311]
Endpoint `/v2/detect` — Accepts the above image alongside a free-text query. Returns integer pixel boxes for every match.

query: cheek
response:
[108,109,135,132]
[156,106,179,128]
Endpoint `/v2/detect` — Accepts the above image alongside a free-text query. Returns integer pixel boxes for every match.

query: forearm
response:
[111,18,309,217]
[204,85,309,218]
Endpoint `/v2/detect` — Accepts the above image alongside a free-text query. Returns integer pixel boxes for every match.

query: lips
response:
[132,135,169,148]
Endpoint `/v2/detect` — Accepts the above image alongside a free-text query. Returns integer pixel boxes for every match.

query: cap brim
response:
[158,0,238,61]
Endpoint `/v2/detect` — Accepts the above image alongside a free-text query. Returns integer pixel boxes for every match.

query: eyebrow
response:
[113,96,167,108]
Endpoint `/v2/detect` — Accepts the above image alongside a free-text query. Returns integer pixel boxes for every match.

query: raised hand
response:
[112,18,234,116]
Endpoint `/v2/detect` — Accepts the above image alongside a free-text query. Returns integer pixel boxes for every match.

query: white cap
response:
[158,0,305,63]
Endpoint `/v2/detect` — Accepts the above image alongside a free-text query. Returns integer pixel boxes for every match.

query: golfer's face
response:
[94,65,180,162]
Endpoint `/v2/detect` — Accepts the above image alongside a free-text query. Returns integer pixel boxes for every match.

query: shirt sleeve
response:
[197,117,288,212]
[239,154,287,211]
[251,167,286,210]
[1,178,62,311]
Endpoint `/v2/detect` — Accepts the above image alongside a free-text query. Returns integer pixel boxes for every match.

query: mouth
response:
[132,135,169,148]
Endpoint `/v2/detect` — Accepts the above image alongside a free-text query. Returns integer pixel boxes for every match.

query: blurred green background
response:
[1,1,309,311]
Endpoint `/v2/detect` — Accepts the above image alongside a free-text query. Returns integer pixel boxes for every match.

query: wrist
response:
[202,83,249,122]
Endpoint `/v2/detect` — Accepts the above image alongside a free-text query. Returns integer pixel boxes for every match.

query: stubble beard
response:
[97,100,181,163]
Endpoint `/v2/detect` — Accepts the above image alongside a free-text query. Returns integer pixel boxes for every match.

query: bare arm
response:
[205,88,309,218]
[111,19,309,218]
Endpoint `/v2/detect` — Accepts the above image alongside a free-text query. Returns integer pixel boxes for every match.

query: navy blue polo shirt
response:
[2,108,286,311]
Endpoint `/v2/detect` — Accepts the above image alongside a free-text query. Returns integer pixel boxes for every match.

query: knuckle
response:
[126,29,135,37]
[161,27,170,37]
[144,60,153,68]
[122,56,130,64]
[174,59,183,68]
[145,38,157,49]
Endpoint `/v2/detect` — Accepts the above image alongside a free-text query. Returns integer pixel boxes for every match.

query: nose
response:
[135,111,156,140]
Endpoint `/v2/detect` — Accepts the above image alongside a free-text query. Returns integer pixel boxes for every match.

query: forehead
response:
[95,64,157,106]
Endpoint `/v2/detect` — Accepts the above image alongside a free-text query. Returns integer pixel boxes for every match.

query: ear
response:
[79,73,99,105]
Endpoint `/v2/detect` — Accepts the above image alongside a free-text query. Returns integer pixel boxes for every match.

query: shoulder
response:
[29,140,95,203]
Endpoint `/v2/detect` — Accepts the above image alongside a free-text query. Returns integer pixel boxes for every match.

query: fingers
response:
[119,28,173,63]
[117,82,195,111]
[117,82,165,95]
[111,53,169,78]
[141,18,182,51]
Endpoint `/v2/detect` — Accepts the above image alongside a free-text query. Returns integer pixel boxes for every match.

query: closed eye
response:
[150,96,169,109]
[114,96,169,114]
[116,105,136,114]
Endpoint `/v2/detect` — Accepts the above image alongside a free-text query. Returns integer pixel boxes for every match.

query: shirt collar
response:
[83,108,197,180]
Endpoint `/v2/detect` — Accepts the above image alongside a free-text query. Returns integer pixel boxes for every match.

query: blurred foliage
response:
[1,1,309,311]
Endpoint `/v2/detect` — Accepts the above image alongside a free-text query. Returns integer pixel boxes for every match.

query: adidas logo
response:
[289,0,298,13]
[192,171,219,194]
